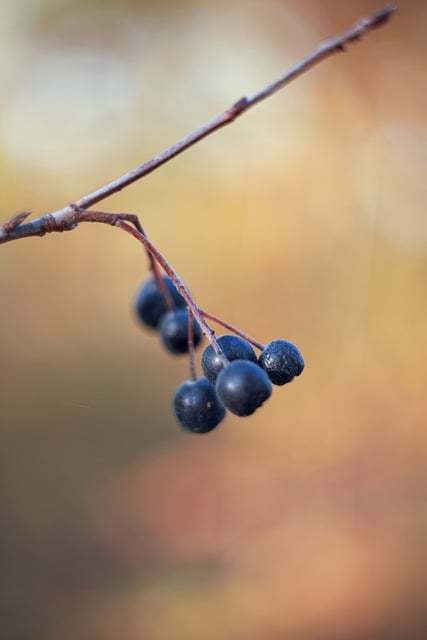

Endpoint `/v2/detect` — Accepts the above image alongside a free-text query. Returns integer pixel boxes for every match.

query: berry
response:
[159,308,202,354]
[134,275,186,329]
[173,378,226,433]
[259,339,304,385]
[201,335,257,384]
[215,360,272,417]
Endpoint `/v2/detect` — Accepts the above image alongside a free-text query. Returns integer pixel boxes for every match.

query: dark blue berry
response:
[159,308,202,354]
[215,360,272,417]
[134,275,186,329]
[173,378,226,433]
[201,335,257,384]
[258,339,304,385]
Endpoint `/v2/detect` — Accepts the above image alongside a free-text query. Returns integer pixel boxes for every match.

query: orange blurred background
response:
[0,1,426,639]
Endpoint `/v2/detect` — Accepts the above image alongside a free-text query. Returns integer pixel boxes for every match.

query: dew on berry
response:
[174,378,226,433]
[201,334,257,384]
[134,275,186,329]
[259,339,304,385]
[159,308,202,354]
[215,359,272,417]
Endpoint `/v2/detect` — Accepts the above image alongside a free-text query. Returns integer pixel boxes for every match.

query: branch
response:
[0,5,395,245]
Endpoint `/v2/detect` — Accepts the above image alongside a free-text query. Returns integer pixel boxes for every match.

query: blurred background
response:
[0,1,426,638]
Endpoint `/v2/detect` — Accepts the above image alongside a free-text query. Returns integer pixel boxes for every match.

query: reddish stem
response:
[150,258,174,312]
[201,310,265,351]
[187,308,197,380]
[114,219,227,363]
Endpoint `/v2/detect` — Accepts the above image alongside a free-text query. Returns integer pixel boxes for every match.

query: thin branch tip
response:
[371,5,397,28]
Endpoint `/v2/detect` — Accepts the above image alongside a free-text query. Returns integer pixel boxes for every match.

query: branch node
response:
[44,214,60,234]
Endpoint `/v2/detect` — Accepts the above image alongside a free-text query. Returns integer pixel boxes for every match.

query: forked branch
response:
[0,5,395,245]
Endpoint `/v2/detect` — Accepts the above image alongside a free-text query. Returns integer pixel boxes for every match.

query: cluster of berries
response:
[134,274,304,434]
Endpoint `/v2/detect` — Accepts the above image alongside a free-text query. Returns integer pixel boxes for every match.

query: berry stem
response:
[150,257,175,311]
[187,308,197,381]
[201,310,265,351]
[114,218,227,362]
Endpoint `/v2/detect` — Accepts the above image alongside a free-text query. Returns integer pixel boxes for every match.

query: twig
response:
[201,310,265,351]
[0,5,395,245]
[187,309,198,381]
[113,217,220,354]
